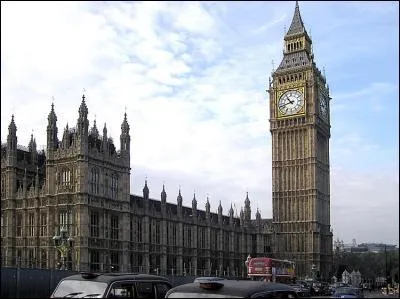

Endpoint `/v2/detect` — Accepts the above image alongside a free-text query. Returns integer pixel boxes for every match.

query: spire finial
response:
[82,88,86,101]
[286,0,306,36]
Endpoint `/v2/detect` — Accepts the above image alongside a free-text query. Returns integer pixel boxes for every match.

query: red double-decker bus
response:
[246,256,296,283]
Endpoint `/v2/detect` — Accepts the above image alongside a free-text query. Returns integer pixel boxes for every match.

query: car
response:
[165,277,299,298]
[288,283,310,297]
[331,286,364,298]
[50,272,172,298]
[329,282,349,295]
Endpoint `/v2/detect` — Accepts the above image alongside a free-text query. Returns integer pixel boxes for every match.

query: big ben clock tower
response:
[268,1,333,279]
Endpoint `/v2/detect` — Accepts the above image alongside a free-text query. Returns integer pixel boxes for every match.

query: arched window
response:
[59,168,72,186]
[111,174,118,199]
[1,176,6,197]
[89,168,100,194]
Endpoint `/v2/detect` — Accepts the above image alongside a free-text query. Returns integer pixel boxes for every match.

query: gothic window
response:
[300,41,303,48]
[198,227,206,249]
[155,220,160,244]
[262,235,268,253]
[223,231,229,252]
[111,174,118,199]
[59,210,73,234]
[130,220,133,242]
[172,223,177,246]
[28,248,35,268]
[185,226,192,248]
[40,213,47,236]
[0,212,5,238]
[1,176,5,198]
[89,168,100,195]
[16,213,22,237]
[136,218,142,242]
[27,213,35,237]
[90,211,100,238]
[111,215,119,240]
[60,168,71,186]
[89,249,100,272]
[16,248,22,266]
[110,251,119,272]
[234,235,239,253]
[104,173,108,197]
[40,249,47,268]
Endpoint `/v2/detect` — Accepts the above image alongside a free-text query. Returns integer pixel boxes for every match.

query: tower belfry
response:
[268,1,332,279]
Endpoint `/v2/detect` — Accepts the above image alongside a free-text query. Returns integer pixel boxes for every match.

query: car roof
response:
[167,279,296,297]
[62,272,171,285]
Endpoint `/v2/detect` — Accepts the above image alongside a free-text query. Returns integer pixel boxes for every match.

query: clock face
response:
[319,95,328,119]
[278,90,304,115]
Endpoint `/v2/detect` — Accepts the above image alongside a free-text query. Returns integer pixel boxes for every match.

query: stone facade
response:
[267,1,333,279]
[1,96,275,276]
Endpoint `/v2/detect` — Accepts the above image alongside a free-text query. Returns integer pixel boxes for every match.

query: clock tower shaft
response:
[268,1,333,280]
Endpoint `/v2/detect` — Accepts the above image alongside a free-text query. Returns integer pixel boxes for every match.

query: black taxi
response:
[50,272,172,298]
[165,277,298,298]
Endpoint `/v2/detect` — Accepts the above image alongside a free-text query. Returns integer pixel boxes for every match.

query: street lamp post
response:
[53,227,74,270]
[245,254,251,279]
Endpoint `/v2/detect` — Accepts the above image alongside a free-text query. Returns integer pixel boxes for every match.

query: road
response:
[312,290,399,298]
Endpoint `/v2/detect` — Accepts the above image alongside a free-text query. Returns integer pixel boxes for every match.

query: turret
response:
[90,119,99,139]
[102,123,108,153]
[256,208,261,227]
[161,184,167,204]
[229,204,234,226]
[47,103,59,153]
[6,115,17,166]
[61,124,70,149]
[205,197,210,222]
[143,179,149,212]
[120,112,130,160]
[177,188,183,218]
[239,208,244,227]
[192,191,197,219]
[143,179,149,200]
[161,184,167,215]
[244,192,251,223]
[218,201,223,225]
[28,133,38,165]
[77,94,89,154]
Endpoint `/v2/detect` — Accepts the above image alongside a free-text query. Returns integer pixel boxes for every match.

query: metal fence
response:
[1,267,77,298]
[0,267,198,298]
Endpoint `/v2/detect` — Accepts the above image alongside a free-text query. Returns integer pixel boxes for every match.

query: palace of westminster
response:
[1,2,333,279]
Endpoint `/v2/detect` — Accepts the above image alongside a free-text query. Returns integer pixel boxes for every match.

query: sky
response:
[1,1,399,246]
